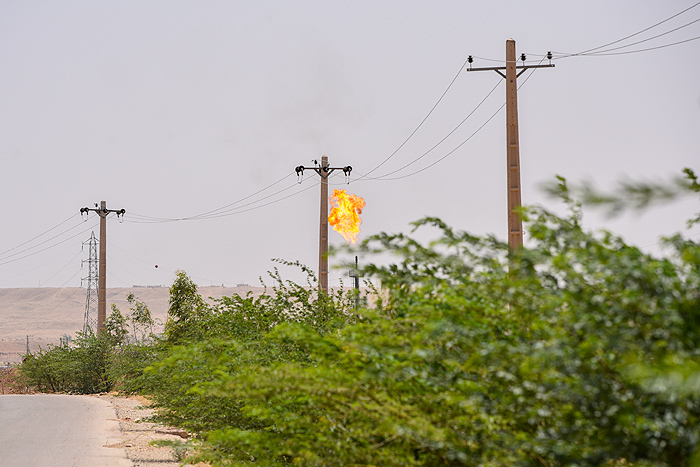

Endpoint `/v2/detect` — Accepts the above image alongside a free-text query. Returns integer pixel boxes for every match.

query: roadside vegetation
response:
[17,171,700,466]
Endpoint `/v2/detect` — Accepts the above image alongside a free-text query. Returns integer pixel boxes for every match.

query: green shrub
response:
[22,171,700,466]
[20,330,114,394]
[138,261,358,434]
[19,305,132,394]
[166,185,700,466]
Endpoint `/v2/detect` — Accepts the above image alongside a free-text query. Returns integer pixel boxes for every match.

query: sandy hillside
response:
[0,285,265,366]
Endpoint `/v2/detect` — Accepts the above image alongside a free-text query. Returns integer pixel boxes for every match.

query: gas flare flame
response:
[328,189,366,244]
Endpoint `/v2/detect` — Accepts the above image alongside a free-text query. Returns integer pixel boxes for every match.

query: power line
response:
[0,222,99,266]
[125,176,321,223]
[199,181,320,219]
[127,172,295,222]
[0,217,86,262]
[187,172,296,220]
[125,50,478,223]
[553,1,700,58]
[360,54,473,179]
[116,54,493,223]
[105,254,146,287]
[0,213,79,257]
[355,100,505,182]
[17,6,693,235]
[354,79,503,181]
[567,34,700,57]
[469,3,700,63]
[356,58,545,183]
[353,54,542,183]
[0,240,81,285]
[577,16,700,55]
[42,249,83,287]
[190,179,314,220]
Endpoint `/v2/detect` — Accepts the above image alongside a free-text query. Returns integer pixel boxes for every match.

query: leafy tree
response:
[126,293,155,344]
[163,270,211,345]
[107,295,160,393]
[105,304,129,346]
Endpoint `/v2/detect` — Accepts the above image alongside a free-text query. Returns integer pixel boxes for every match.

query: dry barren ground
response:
[0,285,264,366]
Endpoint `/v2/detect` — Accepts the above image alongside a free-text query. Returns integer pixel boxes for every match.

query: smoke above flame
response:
[328,189,366,244]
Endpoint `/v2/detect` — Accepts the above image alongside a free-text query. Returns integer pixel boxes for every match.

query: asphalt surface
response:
[0,394,131,467]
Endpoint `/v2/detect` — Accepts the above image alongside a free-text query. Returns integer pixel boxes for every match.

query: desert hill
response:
[0,285,264,366]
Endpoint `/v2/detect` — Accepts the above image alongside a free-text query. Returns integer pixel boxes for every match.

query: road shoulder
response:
[94,393,188,467]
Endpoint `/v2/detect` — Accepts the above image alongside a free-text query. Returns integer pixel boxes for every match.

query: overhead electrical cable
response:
[44,5,699,229]
[0,218,91,262]
[355,78,502,181]
[106,252,149,286]
[358,59,545,182]
[365,100,505,181]
[127,172,296,222]
[359,54,474,179]
[192,178,322,220]
[554,0,700,58]
[0,213,80,257]
[125,176,316,223]
[193,179,314,220]
[0,222,99,266]
[578,16,700,55]
[122,54,483,220]
[470,55,506,63]
[107,269,131,288]
[0,241,82,285]
[570,34,700,56]
[186,172,296,220]
[41,249,84,287]
[109,242,159,267]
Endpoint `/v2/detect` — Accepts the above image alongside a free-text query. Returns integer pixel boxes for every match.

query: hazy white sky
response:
[0,0,698,289]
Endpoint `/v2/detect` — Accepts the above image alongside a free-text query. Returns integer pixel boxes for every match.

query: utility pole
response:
[80,201,125,335]
[295,156,352,293]
[467,39,554,250]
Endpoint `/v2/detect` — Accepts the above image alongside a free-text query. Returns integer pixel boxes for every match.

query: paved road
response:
[0,394,131,467]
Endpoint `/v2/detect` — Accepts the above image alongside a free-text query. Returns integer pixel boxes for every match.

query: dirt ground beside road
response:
[0,368,31,394]
[95,393,212,467]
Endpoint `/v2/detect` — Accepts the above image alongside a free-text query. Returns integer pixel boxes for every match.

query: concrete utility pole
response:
[295,156,352,293]
[467,39,554,250]
[80,201,125,334]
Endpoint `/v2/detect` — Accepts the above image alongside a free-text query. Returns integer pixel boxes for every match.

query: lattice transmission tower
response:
[82,231,99,334]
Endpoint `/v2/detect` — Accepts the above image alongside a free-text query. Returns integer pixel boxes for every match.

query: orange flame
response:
[328,189,366,244]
